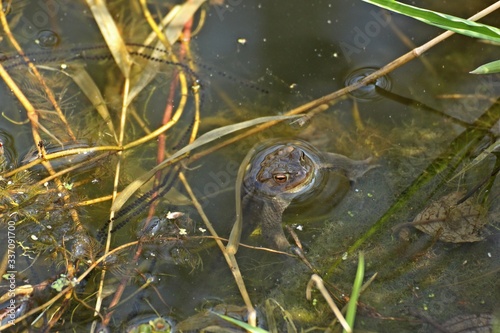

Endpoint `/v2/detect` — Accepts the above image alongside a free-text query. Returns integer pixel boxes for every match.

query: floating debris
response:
[411,191,487,243]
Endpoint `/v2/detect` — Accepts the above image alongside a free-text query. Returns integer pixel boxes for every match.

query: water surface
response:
[0,0,499,332]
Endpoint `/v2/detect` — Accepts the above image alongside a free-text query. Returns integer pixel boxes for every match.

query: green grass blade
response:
[214,313,270,333]
[362,0,500,43]
[470,59,500,74]
[343,252,365,333]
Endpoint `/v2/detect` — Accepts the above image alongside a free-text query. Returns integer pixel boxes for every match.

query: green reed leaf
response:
[363,0,500,43]
[470,59,500,74]
[344,252,365,333]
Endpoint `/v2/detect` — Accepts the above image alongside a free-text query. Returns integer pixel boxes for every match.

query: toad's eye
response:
[273,173,288,184]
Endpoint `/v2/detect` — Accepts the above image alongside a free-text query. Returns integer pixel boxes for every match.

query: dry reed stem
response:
[94,77,131,323]
[140,0,175,57]
[325,273,378,333]
[88,0,137,316]
[179,172,257,327]
[1,146,122,178]
[34,152,112,187]
[306,274,351,333]
[0,62,42,148]
[99,11,201,327]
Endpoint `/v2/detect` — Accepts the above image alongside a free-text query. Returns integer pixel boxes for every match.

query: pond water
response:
[0,0,499,332]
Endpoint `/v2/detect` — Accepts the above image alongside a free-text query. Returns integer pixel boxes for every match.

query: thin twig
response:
[179,171,257,327]
[306,274,351,333]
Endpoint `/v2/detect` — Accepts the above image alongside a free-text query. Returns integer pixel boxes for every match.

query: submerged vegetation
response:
[0,0,499,332]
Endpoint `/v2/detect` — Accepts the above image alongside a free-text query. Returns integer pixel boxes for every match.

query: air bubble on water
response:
[35,30,60,49]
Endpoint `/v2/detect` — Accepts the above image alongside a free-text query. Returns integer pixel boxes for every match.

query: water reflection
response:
[344,67,391,101]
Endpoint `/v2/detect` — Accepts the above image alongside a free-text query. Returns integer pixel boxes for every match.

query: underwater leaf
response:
[363,0,500,43]
[59,65,118,142]
[86,0,132,78]
[127,1,205,106]
[264,299,298,333]
[112,115,300,212]
[470,59,500,74]
[442,314,493,332]
[411,191,487,243]
[164,0,206,43]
